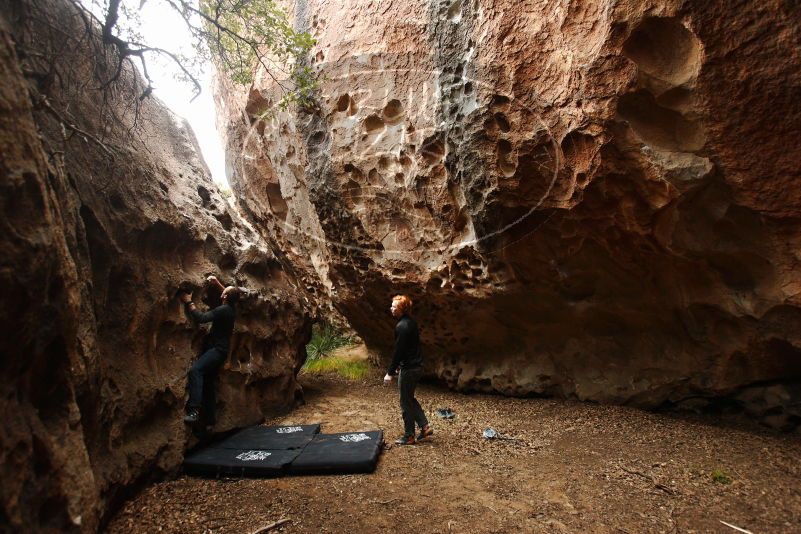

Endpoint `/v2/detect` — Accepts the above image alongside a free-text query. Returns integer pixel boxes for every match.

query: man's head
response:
[390,294,412,318]
[221,286,240,305]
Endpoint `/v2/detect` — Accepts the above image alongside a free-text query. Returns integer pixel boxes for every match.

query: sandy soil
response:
[107,355,801,534]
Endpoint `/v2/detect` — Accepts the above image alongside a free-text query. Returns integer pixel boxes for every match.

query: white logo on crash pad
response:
[236,451,272,461]
[339,433,371,443]
[276,426,303,434]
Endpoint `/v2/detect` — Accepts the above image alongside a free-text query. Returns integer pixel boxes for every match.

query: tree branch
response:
[37,95,116,158]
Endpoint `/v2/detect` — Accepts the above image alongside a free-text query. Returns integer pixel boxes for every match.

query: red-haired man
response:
[384,295,433,445]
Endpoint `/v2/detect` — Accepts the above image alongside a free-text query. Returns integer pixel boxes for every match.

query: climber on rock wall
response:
[384,294,433,445]
[180,276,240,426]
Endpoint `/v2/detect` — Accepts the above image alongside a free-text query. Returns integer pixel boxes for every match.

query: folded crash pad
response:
[183,425,384,478]
[214,424,321,450]
[288,430,384,475]
[183,447,301,477]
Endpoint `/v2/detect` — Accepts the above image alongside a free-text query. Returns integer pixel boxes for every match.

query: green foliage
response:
[197,0,317,108]
[302,356,369,380]
[711,468,732,484]
[305,322,355,361]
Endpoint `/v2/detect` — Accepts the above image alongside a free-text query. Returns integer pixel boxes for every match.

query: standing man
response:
[384,294,432,445]
[179,276,239,425]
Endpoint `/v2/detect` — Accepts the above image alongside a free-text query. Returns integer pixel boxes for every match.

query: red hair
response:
[392,294,413,314]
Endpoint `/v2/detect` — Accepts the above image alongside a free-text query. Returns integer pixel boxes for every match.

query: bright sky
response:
[136,1,228,187]
[84,0,229,187]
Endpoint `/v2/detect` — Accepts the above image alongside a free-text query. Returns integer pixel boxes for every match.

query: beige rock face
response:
[218,0,801,423]
[0,1,311,531]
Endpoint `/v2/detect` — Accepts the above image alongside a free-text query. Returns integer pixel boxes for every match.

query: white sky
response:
[84,0,229,187]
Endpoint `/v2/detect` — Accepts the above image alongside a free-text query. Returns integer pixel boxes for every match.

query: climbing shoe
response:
[416,425,433,441]
[394,435,416,445]
[183,409,200,424]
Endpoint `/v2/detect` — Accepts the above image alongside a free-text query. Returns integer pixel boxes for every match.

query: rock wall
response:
[0,1,311,531]
[217,0,801,425]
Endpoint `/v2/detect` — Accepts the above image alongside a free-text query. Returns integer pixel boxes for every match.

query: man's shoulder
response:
[216,304,236,316]
[397,316,416,329]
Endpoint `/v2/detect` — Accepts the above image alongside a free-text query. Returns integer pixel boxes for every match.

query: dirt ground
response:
[107,352,801,534]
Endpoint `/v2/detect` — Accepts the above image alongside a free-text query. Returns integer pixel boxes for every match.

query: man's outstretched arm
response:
[207,275,225,292]
[180,291,217,323]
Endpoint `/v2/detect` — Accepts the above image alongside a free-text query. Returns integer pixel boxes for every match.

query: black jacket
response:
[387,314,423,375]
[187,303,236,352]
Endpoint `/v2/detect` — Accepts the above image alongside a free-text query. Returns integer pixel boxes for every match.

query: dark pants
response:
[187,347,226,422]
[398,367,428,438]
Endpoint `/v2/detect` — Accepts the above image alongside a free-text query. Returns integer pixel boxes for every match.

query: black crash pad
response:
[214,424,321,450]
[288,430,384,475]
[183,447,301,477]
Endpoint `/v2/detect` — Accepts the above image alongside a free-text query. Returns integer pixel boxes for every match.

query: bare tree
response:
[5,0,315,164]
[87,0,316,104]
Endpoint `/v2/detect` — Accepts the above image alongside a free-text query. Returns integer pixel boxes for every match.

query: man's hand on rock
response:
[180,292,192,304]
[206,275,225,291]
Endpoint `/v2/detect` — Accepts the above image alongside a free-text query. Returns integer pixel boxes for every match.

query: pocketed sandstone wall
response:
[0,1,312,531]
[217,0,801,426]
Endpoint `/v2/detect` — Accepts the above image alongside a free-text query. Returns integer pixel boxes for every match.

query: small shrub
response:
[305,322,355,361]
[711,468,732,484]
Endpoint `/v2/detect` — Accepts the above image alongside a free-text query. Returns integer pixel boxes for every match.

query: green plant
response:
[711,468,732,484]
[81,0,317,106]
[304,322,355,361]
[302,356,368,380]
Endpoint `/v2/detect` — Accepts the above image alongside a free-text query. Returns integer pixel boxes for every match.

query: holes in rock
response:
[464,82,474,95]
[447,0,462,22]
[335,93,357,115]
[382,99,404,125]
[490,94,510,109]
[400,154,413,169]
[656,86,695,112]
[197,185,211,206]
[494,112,511,132]
[342,179,362,208]
[234,345,252,364]
[309,131,328,146]
[623,17,703,91]
[110,193,125,210]
[617,91,705,152]
[265,183,288,219]
[382,217,416,250]
[219,252,237,270]
[378,156,391,170]
[561,131,598,180]
[497,139,517,177]
[245,88,271,118]
[394,172,405,185]
[706,251,771,291]
[421,136,445,165]
[364,114,385,133]
[368,168,383,186]
[215,211,233,231]
[515,137,558,200]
